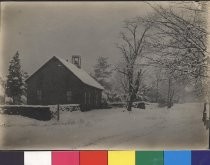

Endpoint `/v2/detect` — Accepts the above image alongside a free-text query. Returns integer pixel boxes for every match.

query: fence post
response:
[208,103,210,149]
[57,104,60,121]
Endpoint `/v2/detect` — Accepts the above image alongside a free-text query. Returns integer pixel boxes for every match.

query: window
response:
[67,90,72,102]
[95,91,98,106]
[89,92,91,104]
[37,90,42,101]
[84,92,86,104]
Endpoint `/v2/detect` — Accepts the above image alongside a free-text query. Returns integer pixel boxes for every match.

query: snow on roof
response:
[55,56,104,90]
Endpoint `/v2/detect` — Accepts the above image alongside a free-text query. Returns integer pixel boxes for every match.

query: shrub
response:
[158,98,167,107]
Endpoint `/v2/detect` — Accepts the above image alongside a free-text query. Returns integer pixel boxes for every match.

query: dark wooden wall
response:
[26,57,102,109]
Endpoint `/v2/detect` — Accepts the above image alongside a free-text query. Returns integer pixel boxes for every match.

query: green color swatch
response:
[136,151,163,165]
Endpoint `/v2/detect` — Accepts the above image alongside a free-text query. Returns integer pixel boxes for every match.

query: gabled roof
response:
[56,56,104,90]
[26,56,104,90]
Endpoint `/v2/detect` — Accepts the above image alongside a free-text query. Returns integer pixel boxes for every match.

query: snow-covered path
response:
[0,103,208,149]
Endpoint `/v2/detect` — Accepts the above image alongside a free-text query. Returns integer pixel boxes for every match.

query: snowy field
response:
[0,103,208,149]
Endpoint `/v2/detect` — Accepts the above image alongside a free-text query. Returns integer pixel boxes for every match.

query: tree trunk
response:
[167,77,172,108]
[126,68,134,111]
[203,102,207,123]
[127,101,132,111]
[127,86,133,111]
[127,93,135,111]
[156,79,159,103]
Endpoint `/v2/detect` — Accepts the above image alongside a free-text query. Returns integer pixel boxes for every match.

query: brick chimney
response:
[72,55,81,68]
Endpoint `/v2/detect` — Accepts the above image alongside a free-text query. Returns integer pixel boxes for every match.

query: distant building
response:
[26,56,104,110]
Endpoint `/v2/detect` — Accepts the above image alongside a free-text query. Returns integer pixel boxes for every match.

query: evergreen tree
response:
[0,75,6,104]
[6,51,24,104]
[21,71,29,104]
[93,57,112,90]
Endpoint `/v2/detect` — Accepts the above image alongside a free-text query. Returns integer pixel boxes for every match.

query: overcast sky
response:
[0,2,168,77]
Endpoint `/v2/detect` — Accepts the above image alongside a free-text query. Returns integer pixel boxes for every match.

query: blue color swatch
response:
[164,151,191,165]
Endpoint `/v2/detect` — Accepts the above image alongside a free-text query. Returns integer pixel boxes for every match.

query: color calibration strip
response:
[0,151,209,165]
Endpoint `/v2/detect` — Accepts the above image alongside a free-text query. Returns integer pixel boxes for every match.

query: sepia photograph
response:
[0,1,209,149]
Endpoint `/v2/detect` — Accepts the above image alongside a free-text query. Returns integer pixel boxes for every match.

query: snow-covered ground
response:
[0,103,208,149]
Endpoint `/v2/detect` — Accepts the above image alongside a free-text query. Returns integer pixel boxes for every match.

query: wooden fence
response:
[0,104,81,121]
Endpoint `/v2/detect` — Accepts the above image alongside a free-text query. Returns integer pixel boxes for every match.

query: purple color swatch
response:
[192,150,210,165]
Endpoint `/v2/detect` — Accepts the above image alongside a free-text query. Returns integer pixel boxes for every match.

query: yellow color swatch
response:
[108,151,135,165]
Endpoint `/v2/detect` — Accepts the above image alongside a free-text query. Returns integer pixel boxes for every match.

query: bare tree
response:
[141,2,207,79]
[137,2,208,107]
[154,67,163,103]
[116,20,150,111]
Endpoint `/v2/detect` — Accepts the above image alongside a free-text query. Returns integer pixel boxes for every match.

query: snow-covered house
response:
[26,56,104,110]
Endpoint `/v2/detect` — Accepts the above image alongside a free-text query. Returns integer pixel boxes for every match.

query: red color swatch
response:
[52,151,79,165]
[80,151,108,165]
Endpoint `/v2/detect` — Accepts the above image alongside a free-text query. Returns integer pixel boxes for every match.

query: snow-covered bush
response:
[5,97,13,105]
[20,95,27,105]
